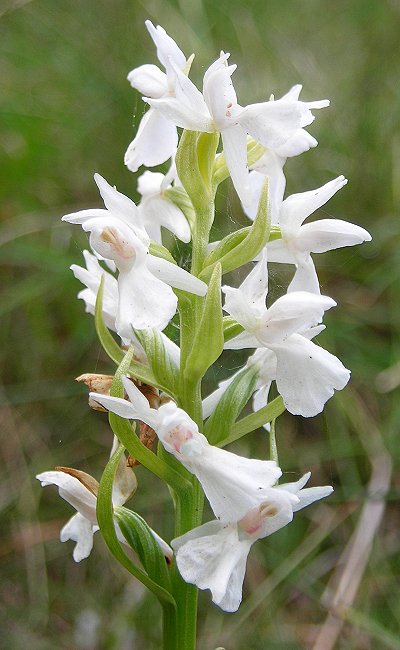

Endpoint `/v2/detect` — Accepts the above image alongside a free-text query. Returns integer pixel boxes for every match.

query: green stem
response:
[191,201,214,276]
[162,603,179,650]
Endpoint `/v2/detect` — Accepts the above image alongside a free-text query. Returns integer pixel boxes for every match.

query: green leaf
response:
[115,507,171,592]
[149,241,178,265]
[183,263,223,380]
[223,316,244,343]
[204,364,259,445]
[95,275,125,365]
[205,225,282,271]
[134,328,180,395]
[199,179,271,282]
[220,396,285,447]
[96,443,176,607]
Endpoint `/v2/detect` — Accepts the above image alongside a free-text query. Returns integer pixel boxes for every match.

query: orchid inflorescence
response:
[36,20,371,648]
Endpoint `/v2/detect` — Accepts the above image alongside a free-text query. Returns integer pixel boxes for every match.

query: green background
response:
[1,1,399,648]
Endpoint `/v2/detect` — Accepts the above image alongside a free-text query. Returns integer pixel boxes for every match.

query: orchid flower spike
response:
[89,377,282,522]
[223,250,350,416]
[172,472,333,612]
[265,175,372,293]
[125,21,192,172]
[36,439,139,562]
[146,53,329,207]
[63,174,206,333]
[137,167,191,243]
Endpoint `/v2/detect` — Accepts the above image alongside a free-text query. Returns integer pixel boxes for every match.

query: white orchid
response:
[146,53,328,207]
[36,440,138,562]
[125,21,191,172]
[223,251,350,416]
[137,167,190,243]
[70,249,181,367]
[62,173,206,333]
[265,175,372,293]
[89,376,282,522]
[172,471,333,611]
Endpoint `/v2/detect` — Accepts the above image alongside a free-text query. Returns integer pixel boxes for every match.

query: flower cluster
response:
[37,20,371,618]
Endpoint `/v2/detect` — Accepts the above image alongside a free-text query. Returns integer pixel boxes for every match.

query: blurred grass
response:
[1,0,399,648]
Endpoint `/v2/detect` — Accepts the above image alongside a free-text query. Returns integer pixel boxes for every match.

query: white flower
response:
[125,21,191,172]
[36,440,138,562]
[266,176,372,293]
[244,85,323,223]
[137,167,190,243]
[172,472,333,611]
[63,174,207,333]
[223,250,350,416]
[70,249,181,367]
[146,54,328,207]
[89,377,282,522]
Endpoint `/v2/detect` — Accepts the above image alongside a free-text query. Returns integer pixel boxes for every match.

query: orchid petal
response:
[60,513,95,562]
[62,208,109,225]
[36,471,98,523]
[292,485,334,511]
[117,263,177,333]
[145,20,186,74]
[147,255,207,295]
[279,176,348,234]
[259,292,335,344]
[124,108,178,172]
[271,333,350,416]
[94,174,142,226]
[145,95,212,132]
[173,522,252,612]
[87,393,138,419]
[127,64,167,97]
[296,219,372,253]
[140,195,191,243]
[238,99,303,149]
[221,125,250,207]
[287,256,321,294]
